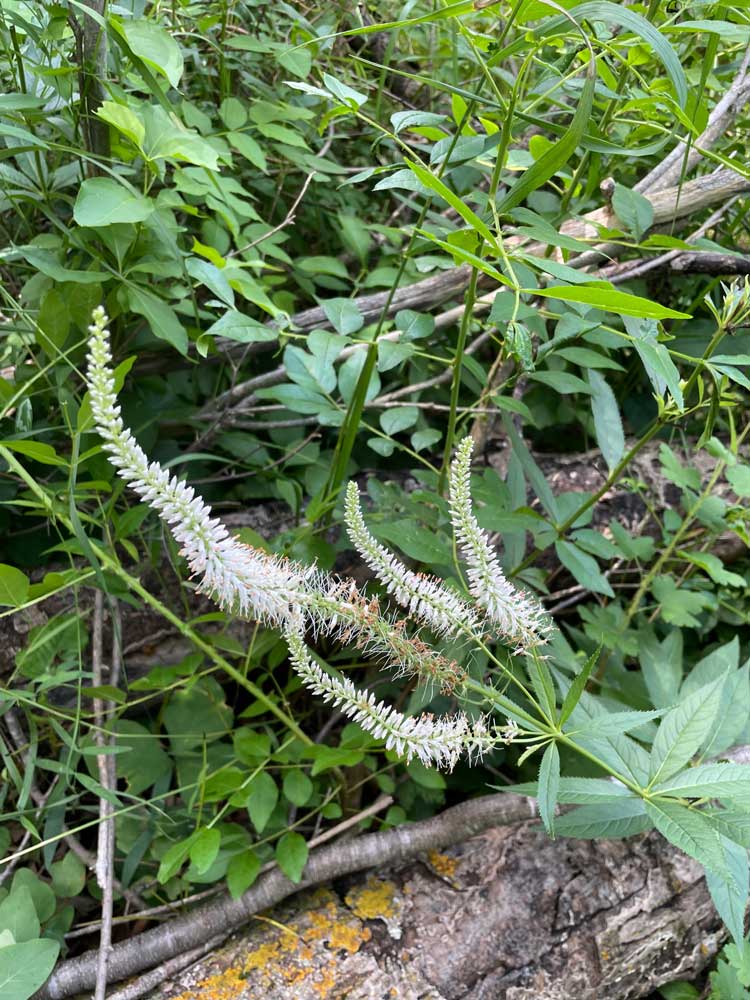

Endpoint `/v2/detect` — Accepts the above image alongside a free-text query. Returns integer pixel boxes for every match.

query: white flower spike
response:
[449,437,549,649]
[85,309,499,770]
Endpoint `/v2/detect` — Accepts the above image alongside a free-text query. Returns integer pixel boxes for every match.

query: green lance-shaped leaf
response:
[705,836,749,949]
[588,370,625,473]
[496,61,595,216]
[538,742,561,837]
[645,799,736,886]
[407,160,496,247]
[648,675,728,786]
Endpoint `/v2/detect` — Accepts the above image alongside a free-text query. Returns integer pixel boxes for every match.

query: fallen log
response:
[135,816,723,1000]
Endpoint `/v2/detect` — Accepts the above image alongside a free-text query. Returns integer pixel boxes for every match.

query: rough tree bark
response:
[138,819,723,1000]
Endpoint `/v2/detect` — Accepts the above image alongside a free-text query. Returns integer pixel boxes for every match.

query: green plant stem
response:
[439,266,480,490]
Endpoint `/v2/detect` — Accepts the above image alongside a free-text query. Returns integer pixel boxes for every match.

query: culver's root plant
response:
[87,306,750,949]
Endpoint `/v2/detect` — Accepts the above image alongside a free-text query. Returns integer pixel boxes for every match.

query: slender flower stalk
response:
[344,481,479,638]
[449,437,548,650]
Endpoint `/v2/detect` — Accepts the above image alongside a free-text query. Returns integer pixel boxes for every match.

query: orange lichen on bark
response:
[345,876,398,921]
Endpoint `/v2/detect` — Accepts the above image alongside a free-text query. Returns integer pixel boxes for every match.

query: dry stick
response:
[634,46,750,195]
[602,198,742,285]
[200,293,496,424]
[92,590,116,1000]
[104,935,228,1000]
[39,792,538,999]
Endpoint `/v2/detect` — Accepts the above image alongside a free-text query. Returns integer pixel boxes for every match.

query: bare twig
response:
[92,591,116,1000]
[228,172,316,258]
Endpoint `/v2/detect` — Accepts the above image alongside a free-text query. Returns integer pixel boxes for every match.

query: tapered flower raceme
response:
[449,437,548,649]
[85,308,503,771]
[344,482,478,639]
[285,620,494,769]
[86,308,306,624]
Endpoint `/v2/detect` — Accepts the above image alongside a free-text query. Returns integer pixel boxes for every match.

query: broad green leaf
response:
[0,938,59,1000]
[407,160,495,246]
[229,132,268,172]
[96,100,145,147]
[648,675,727,785]
[534,285,691,320]
[283,768,313,807]
[391,111,447,134]
[227,850,261,899]
[186,258,234,307]
[650,576,714,628]
[121,18,184,88]
[50,852,86,898]
[10,871,55,923]
[189,828,221,875]
[322,72,367,109]
[538,742,560,837]
[74,178,153,227]
[204,311,276,345]
[612,183,654,240]
[128,286,188,356]
[0,887,39,943]
[645,799,733,883]
[246,772,278,834]
[0,564,29,607]
[555,540,614,597]
[553,798,651,839]
[275,831,308,883]
[322,298,364,336]
[588,370,624,472]
[157,834,195,883]
[380,406,419,436]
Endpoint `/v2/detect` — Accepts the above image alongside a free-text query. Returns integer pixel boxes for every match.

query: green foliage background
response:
[1,0,750,995]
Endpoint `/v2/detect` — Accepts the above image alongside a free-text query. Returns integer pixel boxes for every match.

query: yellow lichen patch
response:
[427,849,458,881]
[328,920,371,953]
[306,897,370,953]
[168,962,247,1000]
[345,876,398,921]
[311,962,338,997]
